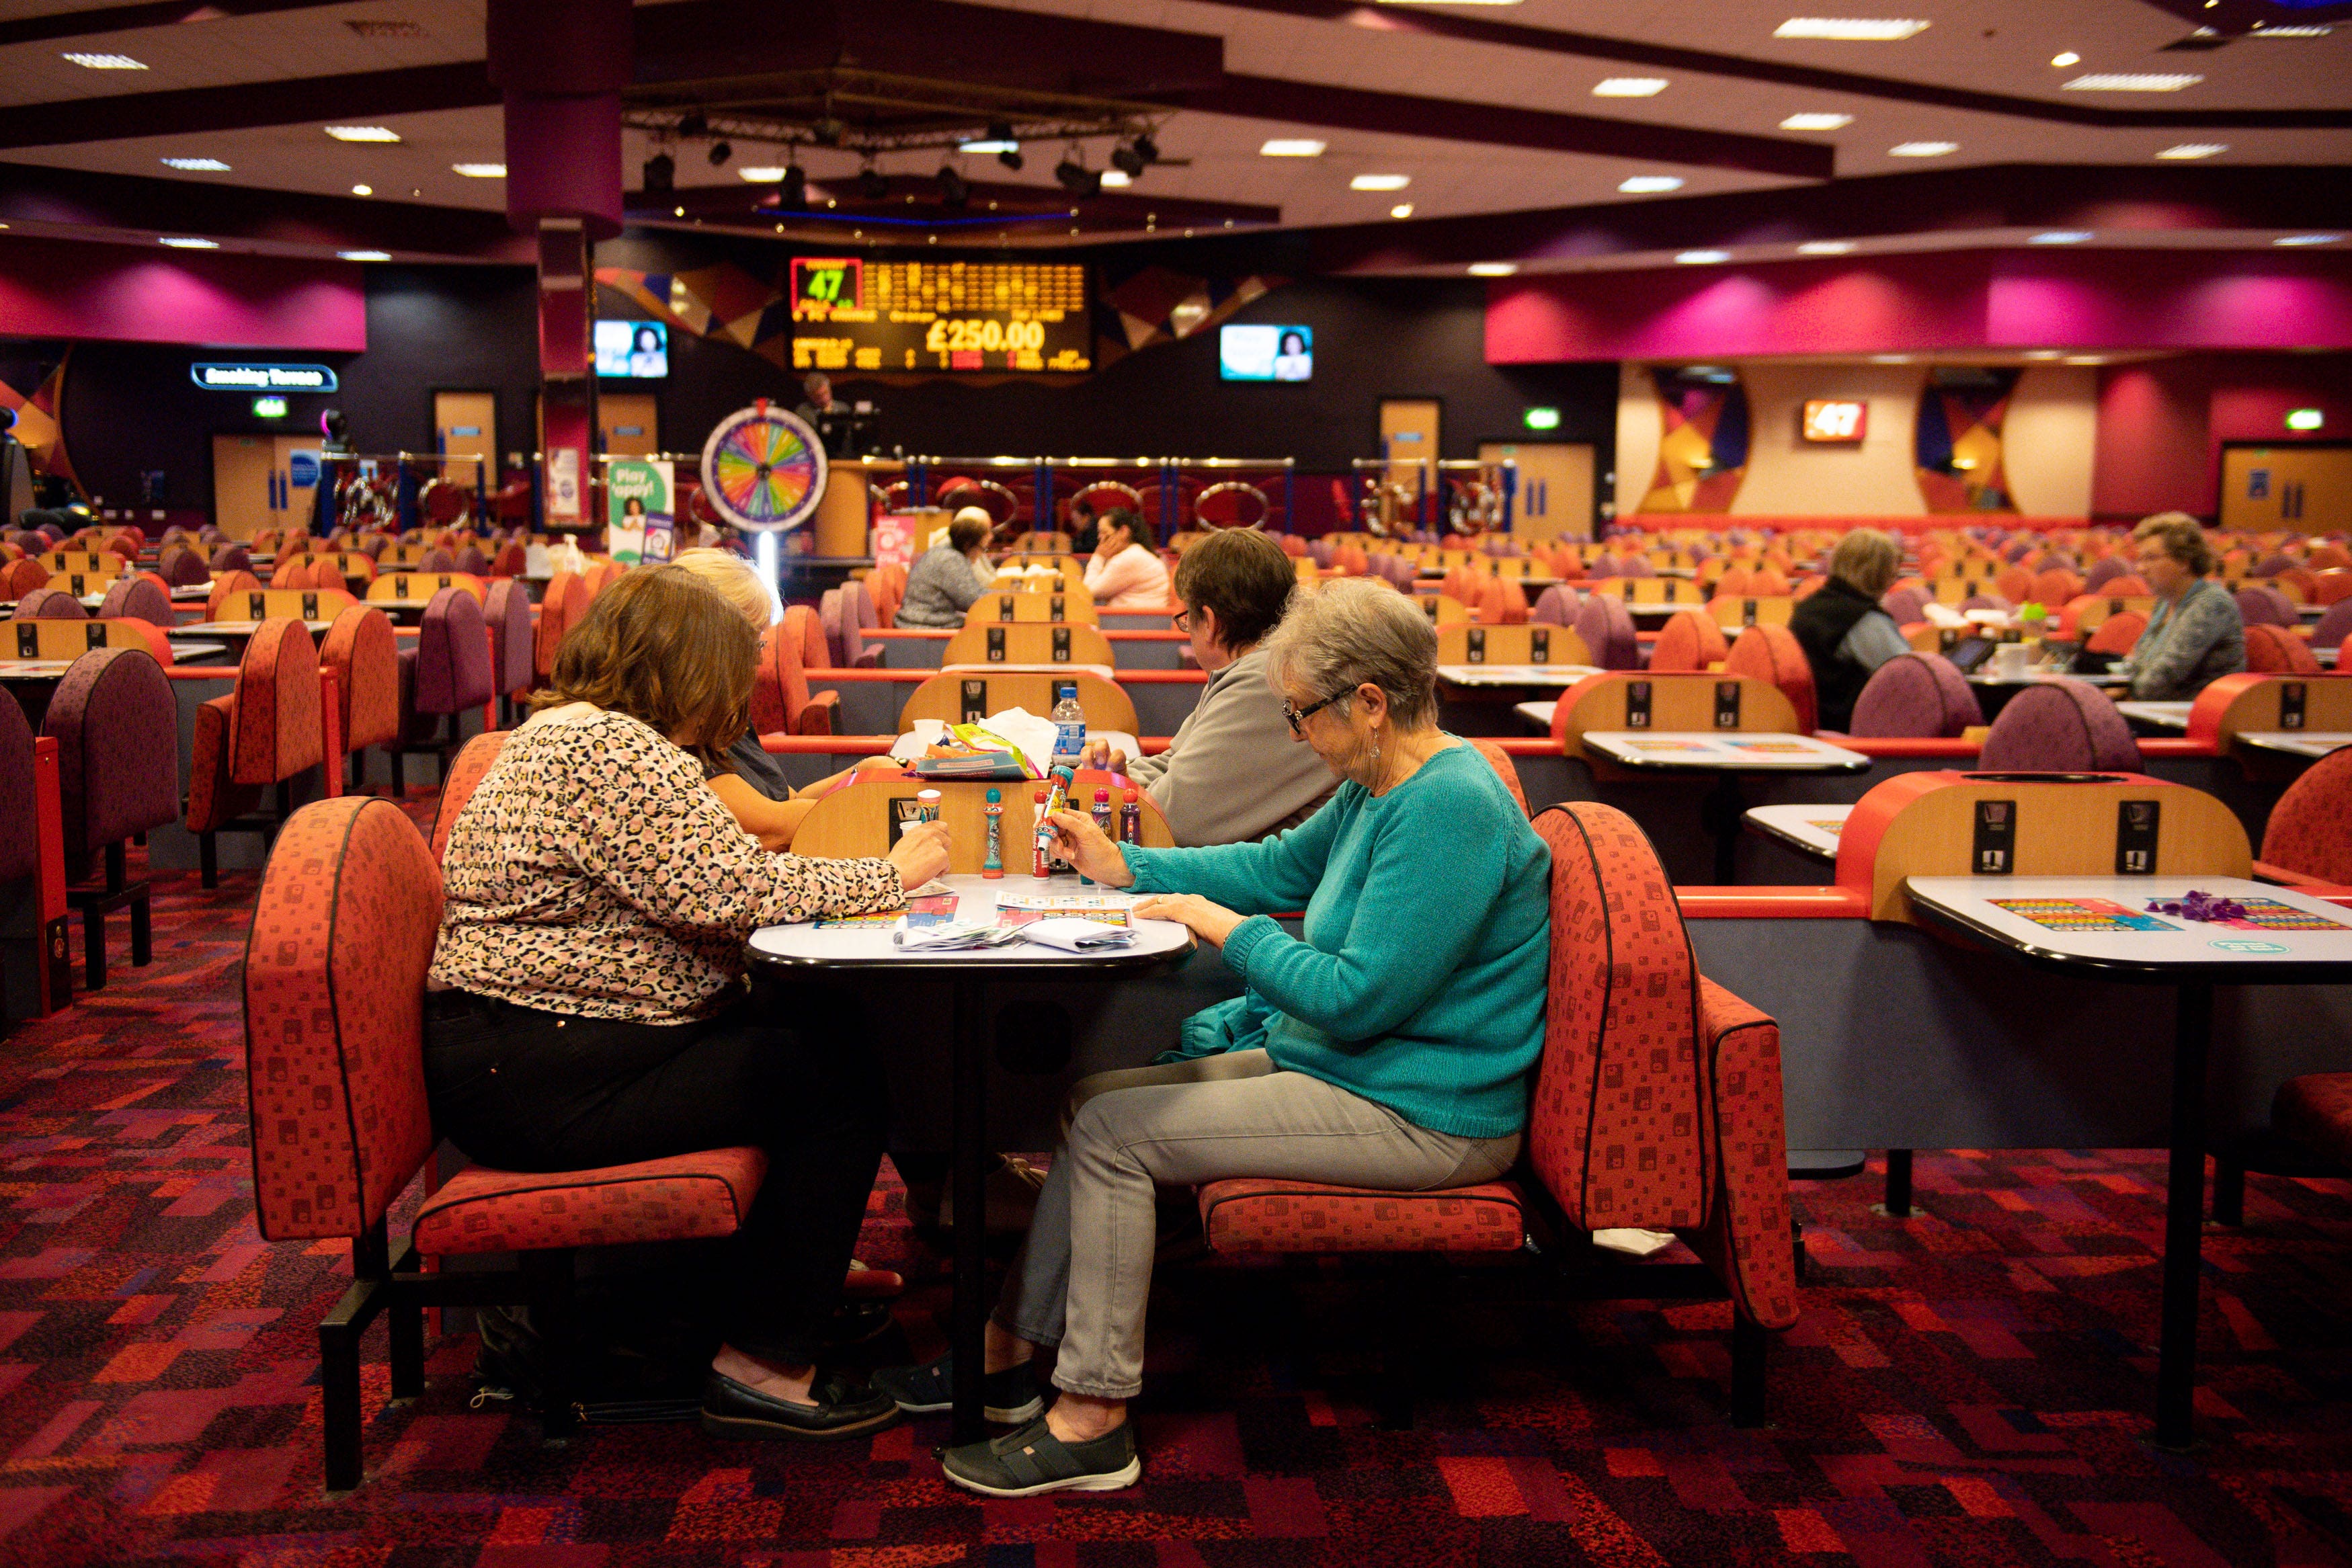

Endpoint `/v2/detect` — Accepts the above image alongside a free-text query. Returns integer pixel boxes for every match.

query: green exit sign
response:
[252,395,288,418]
[1524,407,1561,431]
[2286,407,2324,432]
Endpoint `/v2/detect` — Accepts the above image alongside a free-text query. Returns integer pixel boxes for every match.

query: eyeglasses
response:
[1282,687,1350,737]
[1172,608,1190,633]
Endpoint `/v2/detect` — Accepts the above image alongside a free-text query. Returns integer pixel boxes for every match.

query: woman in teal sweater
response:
[879,578,1551,1497]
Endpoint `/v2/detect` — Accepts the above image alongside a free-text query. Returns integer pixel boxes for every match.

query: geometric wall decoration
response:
[595,265,797,372]
[1092,265,1285,369]
[1915,366,2019,513]
[1640,366,1748,513]
[0,347,81,497]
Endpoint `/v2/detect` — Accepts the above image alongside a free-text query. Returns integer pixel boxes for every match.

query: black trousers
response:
[422,985,887,1366]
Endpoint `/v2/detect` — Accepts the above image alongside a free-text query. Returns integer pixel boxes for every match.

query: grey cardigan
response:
[2114,579,2246,700]
[1126,645,1338,845]
[896,542,991,628]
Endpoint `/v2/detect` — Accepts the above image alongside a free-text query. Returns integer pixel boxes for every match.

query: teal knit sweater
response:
[1122,742,1551,1139]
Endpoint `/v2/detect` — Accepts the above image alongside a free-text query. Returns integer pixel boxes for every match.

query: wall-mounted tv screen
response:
[1220,324,1313,382]
[595,319,667,378]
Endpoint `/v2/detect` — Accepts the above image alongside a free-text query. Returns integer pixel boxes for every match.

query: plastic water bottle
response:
[1051,683,1087,772]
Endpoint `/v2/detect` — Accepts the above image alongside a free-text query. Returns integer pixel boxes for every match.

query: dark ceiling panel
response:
[0,0,352,49]
[0,61,497,151]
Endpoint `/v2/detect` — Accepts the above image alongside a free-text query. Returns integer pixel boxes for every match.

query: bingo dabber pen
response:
[983,787,1004,878]
[1041,764,1078,876]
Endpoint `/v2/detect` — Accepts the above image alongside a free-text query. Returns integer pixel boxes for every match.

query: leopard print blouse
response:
[429,706,903,1022]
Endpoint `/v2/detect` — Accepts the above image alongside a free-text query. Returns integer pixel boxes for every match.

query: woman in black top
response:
[1787,528,1909,732]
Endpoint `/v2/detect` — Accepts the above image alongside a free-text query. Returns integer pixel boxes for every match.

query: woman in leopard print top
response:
[424,567,950,1442]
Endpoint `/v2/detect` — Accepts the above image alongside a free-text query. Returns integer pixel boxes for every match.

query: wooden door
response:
[1479,441,1594,541]
[601,392,659,457]
[211,434,276,540]
[434,391,497,489]
[1380,399,1440,528]
[2221,444,2352,534]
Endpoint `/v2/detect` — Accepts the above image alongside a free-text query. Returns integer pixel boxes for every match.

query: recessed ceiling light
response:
[2023,349,2065,359]
[737,166,787,181]
[337,250,392,261]
[325,126,402,142]
[62,52,145,69]
[161,157,231,171]
[1099,168,1131,186]
[159,237,218,249]
[1889,141,1957,157]
[2063,73,2201,91]
[1780,112,1854,130]
[2275,234,2344,247]
[2029,231,2092,244]
[1869,353,1911,363]
[1774,17,1929,40]
[1468,262,1519,276]
[352,183,374,196]
[1676,249,1731,264]
[2063,356,2106,365]
[1593,78,1668,96]
[1797,239,1855,254]
[1390,203,1414,218]
[1259,139,1327,157]
[2156,144,2227,160]
[1619,175,1685,193]
[959,140,1018,154]
[452,163,507,177]
[1350,174,1410,190]
[2050,51,2080,67]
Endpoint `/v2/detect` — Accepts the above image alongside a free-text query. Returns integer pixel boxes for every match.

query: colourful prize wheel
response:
[700,402,827,534]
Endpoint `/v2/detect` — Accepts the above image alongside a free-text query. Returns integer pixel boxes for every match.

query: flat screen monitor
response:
[595,320,667,378]
[1220,324,1313,382]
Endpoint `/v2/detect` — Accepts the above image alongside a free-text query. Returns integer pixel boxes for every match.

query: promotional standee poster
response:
[607,459,676,566]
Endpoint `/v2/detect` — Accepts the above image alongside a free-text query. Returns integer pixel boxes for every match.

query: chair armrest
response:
[1680,976,1799,1331]
[795,691,841,736]
[1676,886,1870,919]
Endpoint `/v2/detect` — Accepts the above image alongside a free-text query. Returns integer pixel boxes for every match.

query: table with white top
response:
[2232,730,2352,762]
[0,659,74,681]
[1905,875,2352,1448]
[1513,700,1557,733]
[2113,700,2194,731]
[1741,802,1855,861]
[747,874,1192,1444]
[192,620,339,643]
[1434,662,1601,690]
[1582,730,1872,881]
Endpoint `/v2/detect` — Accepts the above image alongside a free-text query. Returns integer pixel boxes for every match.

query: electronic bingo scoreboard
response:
[788,258,1091,374]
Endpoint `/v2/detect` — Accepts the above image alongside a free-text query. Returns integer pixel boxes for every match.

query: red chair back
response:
[1723,624,1817,733]
[2261,746,2352,885]
[752,619,815,735]
[2244,622,2321,675]
[320,605,401,753]
[1650,609,1727,672]
[430,731,509,862]
[243,796,441,1239]
[2084,611,2147,657]
[231,618,325,786]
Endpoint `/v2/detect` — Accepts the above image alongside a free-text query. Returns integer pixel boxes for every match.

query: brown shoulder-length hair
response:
[538,566,757,772]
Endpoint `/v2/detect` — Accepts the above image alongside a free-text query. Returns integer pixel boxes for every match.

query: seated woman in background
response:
[2112,510,2246,700]
[1081,509,1172,609]
[1081,527,1333,843]
[428,567,950,1442]
[895,507,997,628]
[876,578,1549,1497]
[671,548,896,850]
[1787,528,1908,732]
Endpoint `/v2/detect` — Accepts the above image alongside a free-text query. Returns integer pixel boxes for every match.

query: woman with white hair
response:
[875,578,1551,1496]
[895,507,999,628]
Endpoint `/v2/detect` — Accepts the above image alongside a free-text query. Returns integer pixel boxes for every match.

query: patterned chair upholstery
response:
[271,556,318,589]
[204,571,263,617]
[2084,612,2148,658]
[97,573,173,627]
[155,544,211,587]
[2082,556,2130,592]
[2273,1074,2352,1171]
[184,618,323,887]
[1878,586,1929,626]
[1723,624,1817,733]
[2031,568,2082,606]
[415,546,456,575]
[428,730,508,862]
[1847,652,1982,738]
[2244,622,2321,675]
[1195,802,1795,1428]
[243,794,769,1489]
[1571,593,1641,670]
[11,586,87,620]
[452,543,489,577]
[2258,745,2352,886]
[1528,586,1581,628]
[2235,585,2298,628]
[2252,550,2299,579]
[783,604,833,686]
[489,540,527,579]
[819,587,847,667]
[481,579,536,711]
[1472,575,1529,626]
[210,543,252,576]
[0,555,45,600]
[390,587,494,795]
[1650,610,1728,673]
[1467,738,1529,816]
[40,647,179,990]
[1977,678,2142,772]
[752,617,842,736]
[319,606,401,787]
[2311,599,2352,653]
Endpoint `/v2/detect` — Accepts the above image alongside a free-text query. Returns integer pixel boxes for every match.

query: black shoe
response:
[698,1371,899,1441]
[869,1351,1043,1423]
[940,1415,1141,1497]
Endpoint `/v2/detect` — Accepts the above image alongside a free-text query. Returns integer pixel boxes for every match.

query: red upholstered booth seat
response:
[1192,802,1796,1428]
[414,1148,768,1255]
[2257,745,2352,888]
[2275,1074,2352,1171]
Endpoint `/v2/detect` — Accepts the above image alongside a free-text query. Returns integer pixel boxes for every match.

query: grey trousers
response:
[994,1049,1521,1400]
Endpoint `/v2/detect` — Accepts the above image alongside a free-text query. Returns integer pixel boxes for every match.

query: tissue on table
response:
[891,708,1060,776]
[1016,917,1139,952]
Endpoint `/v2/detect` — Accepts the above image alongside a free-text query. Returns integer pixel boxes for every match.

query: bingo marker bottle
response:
[1030,787,1051,878]
[983,787,1004,878]
[915,788,941,823]
[1045,764,1078,874]
[1082,787,1114,885]
[1119,787,1141,845]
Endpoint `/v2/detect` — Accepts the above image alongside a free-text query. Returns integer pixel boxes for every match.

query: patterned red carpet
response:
[5,844,2352,1567]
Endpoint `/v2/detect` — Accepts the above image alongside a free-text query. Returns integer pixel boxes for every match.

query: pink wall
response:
[2092,354,2352,518]
[0,237,365,351]
[1488,249,2352,363]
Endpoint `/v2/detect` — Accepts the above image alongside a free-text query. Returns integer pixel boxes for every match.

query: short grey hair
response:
[1262,576,1438,729]
[1828,528,1903,597]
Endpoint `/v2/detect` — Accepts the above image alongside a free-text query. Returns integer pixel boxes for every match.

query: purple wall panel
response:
[0,237,365,351]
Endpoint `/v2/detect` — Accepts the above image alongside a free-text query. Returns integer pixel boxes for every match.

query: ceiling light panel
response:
[62,52,145,69]
[1676,249,1730,264]
[737,167,788,181]
[1350,174,1410,190]
[1259,139,1327,157]
[1619,175,1685,193]
[1468,262,1518,276]
[958,140,1017,154]
[1797,240,1855,254]
[1888,141,1957,157]
[2029,231,2092,244]
[2063,73,2201,91]
[2275,234,2343,247]
[2050,51,2080,67]
[159,237,217,249]
[1593,78,1668,96]
[1099,169,1131,186]
[452,163,507,177]
[1774,18,1930,40]
[1781,113,1853,130]
[160,158,231,171]
[337,251,392,261]
[325,126,402,143]
[2251,24,2331,35]
[2156,144,2226,159]
[1390,204,1414,218]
